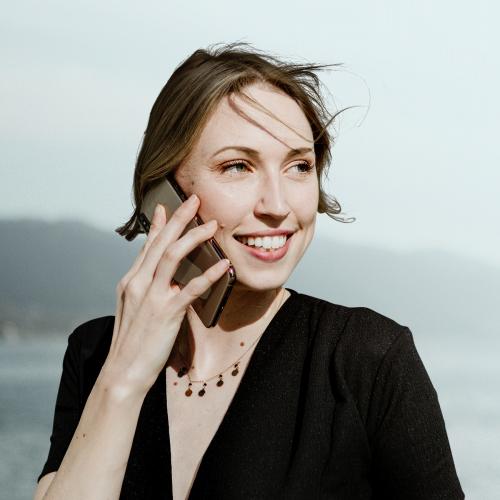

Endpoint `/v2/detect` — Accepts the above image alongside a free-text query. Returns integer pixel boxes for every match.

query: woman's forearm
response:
[42,369,148,500]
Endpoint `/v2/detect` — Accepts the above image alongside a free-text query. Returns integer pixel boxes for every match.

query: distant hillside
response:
[0,218,498,337]
[0,218,142,335]
[288,237,499,337]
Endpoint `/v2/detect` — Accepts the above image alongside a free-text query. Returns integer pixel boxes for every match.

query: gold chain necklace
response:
[176,288,285,397]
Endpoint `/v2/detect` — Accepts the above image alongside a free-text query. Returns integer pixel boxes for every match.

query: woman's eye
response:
[292,161,314,174]
[220,161,314,175]
[221,161,249,174]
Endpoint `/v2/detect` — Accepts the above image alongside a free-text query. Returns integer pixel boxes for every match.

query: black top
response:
[38,288,465,499]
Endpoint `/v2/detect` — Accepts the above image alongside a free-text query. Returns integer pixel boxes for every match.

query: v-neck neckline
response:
[162,287,299,499]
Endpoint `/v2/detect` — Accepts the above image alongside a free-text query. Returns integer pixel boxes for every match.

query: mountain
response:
[289,237,499,337]
[0,218,497,337]
[0,218,141,335]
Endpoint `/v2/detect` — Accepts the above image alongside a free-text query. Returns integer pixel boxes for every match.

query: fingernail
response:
[154,203,161,218]
[188,193,198,203]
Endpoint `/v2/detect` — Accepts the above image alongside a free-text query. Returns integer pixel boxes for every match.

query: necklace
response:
[176,288,286,397]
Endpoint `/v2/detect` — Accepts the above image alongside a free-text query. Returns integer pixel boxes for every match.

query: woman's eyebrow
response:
[211,145,314,160]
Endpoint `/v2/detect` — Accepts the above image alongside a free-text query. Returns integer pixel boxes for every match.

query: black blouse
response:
[38,287,465,499]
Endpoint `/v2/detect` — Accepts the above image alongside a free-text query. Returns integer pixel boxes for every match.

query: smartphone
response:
[137,172,236,328]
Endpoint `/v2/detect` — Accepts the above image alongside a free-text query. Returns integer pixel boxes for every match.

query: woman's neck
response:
[170,286,287,377]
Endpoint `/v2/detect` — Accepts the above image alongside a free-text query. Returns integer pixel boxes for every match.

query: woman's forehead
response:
[193,85,314,158]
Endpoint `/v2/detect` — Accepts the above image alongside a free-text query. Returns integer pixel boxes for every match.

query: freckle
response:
[83,433,86,438]
[240,341,245,346]
[173,381,178,386]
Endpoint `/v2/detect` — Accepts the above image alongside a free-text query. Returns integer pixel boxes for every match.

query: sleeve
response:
[369,327,465,499]
[37,329,82,483]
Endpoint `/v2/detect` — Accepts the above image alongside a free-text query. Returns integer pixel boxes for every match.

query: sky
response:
[1,0,499,268]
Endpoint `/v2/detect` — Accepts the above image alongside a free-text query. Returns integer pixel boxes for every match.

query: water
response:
[415,332,500,498]
[0,338,68,499]
[1,334,498,499]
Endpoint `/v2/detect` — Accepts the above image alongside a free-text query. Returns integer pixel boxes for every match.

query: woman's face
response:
[174,81,319,292]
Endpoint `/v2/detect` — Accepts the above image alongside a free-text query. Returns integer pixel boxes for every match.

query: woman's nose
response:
[253,174,290,219]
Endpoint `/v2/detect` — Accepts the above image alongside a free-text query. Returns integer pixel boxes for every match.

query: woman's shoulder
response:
[292,289,413,362]
[292,290,420,413]
[66,315,115,357]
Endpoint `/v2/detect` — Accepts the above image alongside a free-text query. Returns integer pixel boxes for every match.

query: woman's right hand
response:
[101,193,230,398]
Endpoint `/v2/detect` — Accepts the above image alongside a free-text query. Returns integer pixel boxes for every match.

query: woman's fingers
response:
[136,194,200,284]
[112,203,166,344]
[150,218,219,294]
[125,203,167,283]
[115,195,201,336]
[173,258,231,312]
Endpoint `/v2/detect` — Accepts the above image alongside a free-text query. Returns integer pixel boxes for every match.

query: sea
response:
[0,332,498,499]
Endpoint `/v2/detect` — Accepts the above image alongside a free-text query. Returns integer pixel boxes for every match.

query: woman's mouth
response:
[233,233,293,262]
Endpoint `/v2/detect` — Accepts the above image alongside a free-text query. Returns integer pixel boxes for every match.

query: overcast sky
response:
[2,0,499,268]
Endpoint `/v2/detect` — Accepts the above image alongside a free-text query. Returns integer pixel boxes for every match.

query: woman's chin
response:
[228,268,289,294]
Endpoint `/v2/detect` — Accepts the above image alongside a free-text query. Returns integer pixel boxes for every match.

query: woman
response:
[34,42,464,499]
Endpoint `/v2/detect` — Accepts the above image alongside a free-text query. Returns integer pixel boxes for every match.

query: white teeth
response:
[236,234,288,249]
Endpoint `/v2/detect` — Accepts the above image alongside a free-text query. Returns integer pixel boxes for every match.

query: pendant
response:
[231,362,239,376]
[216,374,224,387]
[185,382,193,397]
[198,382,207,397]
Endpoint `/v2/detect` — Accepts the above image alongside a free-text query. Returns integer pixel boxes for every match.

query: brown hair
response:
[116,41,355,241]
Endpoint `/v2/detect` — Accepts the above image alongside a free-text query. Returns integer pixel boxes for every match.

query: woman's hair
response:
[116,41,355,241]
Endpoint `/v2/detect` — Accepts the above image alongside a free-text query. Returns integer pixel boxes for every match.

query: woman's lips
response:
[234,234,293,262]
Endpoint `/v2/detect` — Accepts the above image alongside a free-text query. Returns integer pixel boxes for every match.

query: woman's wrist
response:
[97,361,153,404]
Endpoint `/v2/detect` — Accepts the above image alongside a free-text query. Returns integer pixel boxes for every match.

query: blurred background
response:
[1,0,499,498]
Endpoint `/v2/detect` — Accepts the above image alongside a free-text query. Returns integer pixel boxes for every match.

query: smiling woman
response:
[115,43,351,242]
[34,42,464,500]
[170,80,322,291]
